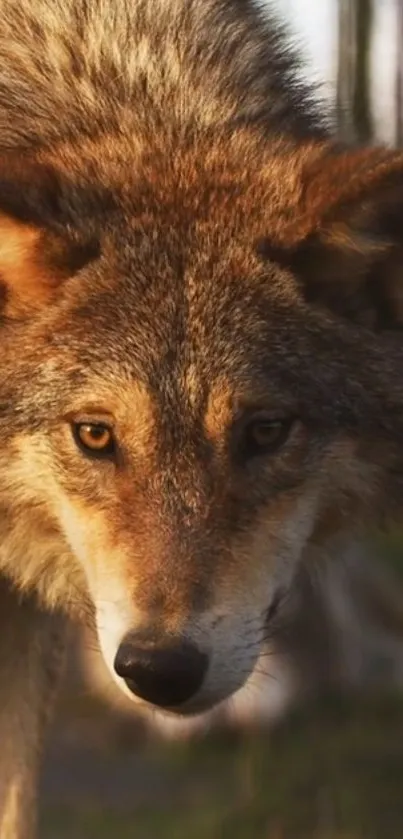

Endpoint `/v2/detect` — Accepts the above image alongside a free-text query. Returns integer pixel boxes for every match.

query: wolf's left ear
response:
[0,155,100,316]
[268,147,403,329]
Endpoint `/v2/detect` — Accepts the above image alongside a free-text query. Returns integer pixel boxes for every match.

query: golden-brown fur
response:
[0,1,402,836]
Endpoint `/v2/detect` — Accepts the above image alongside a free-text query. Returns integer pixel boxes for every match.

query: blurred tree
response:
[396,0,403,145]
[337,0,356,139]
[337,0,373,141]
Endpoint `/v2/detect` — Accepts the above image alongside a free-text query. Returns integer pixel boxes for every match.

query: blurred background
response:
[275,0,401,144]
[41,3,403,837]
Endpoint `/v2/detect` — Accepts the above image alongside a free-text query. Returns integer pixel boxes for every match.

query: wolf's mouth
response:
[265,589,285,626]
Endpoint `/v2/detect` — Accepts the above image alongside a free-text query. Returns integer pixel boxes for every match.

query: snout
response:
[113,635,209,708]
[95,595,268,715]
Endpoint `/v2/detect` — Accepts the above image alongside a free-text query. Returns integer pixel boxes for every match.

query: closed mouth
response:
[266,589,286,626]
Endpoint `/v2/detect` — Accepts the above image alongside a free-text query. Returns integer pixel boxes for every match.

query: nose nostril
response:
[113,638,208,708]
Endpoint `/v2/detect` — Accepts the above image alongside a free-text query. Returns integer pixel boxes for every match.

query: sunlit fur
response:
[0,2,403,838]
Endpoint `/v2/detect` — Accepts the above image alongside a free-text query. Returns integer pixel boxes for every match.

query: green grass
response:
[40,693,403,839]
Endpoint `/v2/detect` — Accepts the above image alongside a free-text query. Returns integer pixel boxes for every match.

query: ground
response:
[40,688,403,838]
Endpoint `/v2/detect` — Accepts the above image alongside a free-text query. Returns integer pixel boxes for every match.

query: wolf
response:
[0,0,403,836]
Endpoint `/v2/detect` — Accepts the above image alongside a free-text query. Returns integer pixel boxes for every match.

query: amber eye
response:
[72,423,115,458]
[240,417,293,460]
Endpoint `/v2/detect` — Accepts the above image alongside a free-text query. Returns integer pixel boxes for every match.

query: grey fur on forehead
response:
[0,0,326,150]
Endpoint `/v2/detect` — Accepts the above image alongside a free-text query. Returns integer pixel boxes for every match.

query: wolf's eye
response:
[240,417,293,459]
[73,423,115,458]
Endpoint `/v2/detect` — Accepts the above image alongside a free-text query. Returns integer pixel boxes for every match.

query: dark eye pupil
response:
[89,426,106,439]
[253,421,280,442]
[240,417,292,460]
[72,422,115,458]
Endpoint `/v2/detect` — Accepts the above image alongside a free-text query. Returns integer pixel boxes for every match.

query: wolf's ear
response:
[265,147,403,329]
[0,156,100,316]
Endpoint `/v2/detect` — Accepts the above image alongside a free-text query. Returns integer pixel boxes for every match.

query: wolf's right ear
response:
[0,155,100,316]
[260,146,403,330]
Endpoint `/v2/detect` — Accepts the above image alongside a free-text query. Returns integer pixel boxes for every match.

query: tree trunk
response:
[396,0,403,146]
[337,0,373,141]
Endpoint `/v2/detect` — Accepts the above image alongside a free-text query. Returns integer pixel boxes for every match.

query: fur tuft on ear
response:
[262,146,403,329]
[0,154,100,316]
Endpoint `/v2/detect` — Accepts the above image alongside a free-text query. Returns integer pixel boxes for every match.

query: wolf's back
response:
[0,0,324,151]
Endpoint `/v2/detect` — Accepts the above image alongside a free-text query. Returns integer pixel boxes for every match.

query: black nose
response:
[113,637,208,708]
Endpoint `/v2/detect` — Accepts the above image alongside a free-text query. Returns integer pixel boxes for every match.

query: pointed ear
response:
[264,147,403,329]
[0,155,100,316]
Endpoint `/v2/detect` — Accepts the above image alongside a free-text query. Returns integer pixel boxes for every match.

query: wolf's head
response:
[1,134,403,716]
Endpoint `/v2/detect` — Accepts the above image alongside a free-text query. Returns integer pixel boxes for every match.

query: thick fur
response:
[0,1,403,837]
